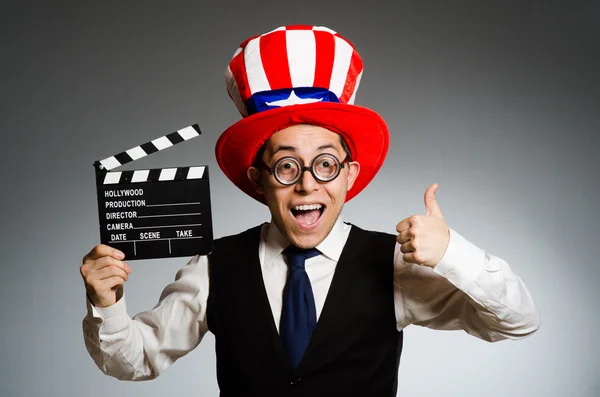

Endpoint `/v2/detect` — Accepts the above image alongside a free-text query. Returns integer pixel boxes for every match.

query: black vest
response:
[207,223,402,397]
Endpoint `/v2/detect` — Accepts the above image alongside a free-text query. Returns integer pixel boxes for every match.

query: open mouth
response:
[290,204,325,228]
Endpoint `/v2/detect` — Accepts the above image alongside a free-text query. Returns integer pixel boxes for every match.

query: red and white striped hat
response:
[215,25,389,204]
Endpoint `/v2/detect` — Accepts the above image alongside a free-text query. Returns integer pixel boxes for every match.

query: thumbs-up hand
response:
[396,184,450,268]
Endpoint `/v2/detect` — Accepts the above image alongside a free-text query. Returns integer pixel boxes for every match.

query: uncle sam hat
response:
[215,25,390,204]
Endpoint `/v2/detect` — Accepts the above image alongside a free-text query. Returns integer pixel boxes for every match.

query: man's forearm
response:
[81,255,211,380]
[395,228,541,341]
[82,296,161,380]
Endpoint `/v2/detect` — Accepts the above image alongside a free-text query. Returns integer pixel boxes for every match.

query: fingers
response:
[396,222,422,264]
[396,216,414,233]
[397,237,421,264]
[397,225,416,253]
[400,252,420,264]
[397,235,425,264]
[83,263,129,292]
[81,245,131,308]
[397,238,415,254]
[80,245,131,302]
[86,270,127,292]
[83,244,124,262]
[81,255,131,278]
[93,265,130,282]
[396,214,422,234]
[85,276,126,308]
[101,276,126,291]
[95,256,131,274]
[396,227,413,244]
[396,184,448,266]
[82,259,129,307]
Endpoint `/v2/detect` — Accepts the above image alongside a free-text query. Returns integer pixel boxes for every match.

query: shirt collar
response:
[263,215,350,264]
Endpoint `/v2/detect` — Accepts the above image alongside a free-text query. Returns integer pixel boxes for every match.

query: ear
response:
[247,166,264,195]
[346,161,360,191]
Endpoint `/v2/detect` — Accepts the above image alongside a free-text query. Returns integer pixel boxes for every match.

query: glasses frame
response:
[260,153,351,186]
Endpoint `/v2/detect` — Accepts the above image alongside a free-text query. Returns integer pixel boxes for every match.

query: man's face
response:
[247,124,360,249]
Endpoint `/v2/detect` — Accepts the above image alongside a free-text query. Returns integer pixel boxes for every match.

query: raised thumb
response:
[424,184,444,218]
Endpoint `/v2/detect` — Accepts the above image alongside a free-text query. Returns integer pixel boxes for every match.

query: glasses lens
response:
[313,154,340,181]
[274,157,301,184]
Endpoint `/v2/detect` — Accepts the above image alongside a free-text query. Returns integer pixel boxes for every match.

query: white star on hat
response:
[265,90,323,107]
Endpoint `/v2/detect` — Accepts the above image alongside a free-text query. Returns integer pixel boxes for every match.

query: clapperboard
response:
[94,124,213,260]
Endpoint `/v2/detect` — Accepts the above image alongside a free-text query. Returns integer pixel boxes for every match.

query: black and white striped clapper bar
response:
[94,123,213,260]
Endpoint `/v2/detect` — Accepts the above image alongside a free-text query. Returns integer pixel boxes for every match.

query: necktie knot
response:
[283,246,320,269]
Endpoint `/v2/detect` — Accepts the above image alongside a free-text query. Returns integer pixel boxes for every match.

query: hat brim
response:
[215,102,389,204]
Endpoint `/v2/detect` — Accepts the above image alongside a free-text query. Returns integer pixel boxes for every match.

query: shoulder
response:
[341,222,397,271]
[343,222,397,256]
[214,223,265,244]
[208,224,265,280]
[210,223,266,256]
[345,222,397,240]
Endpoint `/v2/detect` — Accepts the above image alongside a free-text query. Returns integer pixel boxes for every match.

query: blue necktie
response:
[280,246,320,368]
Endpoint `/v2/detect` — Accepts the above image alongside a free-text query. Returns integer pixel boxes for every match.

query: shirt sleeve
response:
[393,228,540,342]
[81,255,210,380]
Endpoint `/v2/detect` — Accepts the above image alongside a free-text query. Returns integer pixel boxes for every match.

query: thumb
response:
[424,183,444,218]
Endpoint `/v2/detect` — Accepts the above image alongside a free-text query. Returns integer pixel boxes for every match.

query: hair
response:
[252,133,353,167]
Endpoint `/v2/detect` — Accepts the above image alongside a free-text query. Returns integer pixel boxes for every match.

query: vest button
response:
[290,377,301,387]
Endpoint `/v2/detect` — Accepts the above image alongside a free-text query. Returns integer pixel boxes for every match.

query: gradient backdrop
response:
[1,1,599,396]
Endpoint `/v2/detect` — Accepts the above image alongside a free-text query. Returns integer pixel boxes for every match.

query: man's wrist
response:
[433,228,483,290]
[87,294,127,319]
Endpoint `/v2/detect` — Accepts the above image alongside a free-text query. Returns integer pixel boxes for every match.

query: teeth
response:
[294,204,323,211]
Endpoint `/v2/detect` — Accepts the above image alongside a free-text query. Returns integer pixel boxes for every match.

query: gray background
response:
[1,1,598,396]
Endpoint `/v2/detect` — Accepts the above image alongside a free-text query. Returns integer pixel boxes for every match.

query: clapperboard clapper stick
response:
[94,123,214,260]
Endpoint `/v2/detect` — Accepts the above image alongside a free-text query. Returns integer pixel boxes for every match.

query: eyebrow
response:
[272,143,338,155]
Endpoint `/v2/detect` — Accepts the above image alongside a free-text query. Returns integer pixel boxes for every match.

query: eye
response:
[314,154,339,178]
[275,157,300,178]
[278,159,298,169]
[316,156,336,169]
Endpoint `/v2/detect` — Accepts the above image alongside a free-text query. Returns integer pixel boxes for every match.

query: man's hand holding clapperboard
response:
[81,124,214,307]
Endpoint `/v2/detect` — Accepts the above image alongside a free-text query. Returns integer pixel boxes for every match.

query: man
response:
[81,25,540,396]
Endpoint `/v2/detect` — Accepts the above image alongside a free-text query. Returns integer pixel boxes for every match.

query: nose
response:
[295,168,320,194]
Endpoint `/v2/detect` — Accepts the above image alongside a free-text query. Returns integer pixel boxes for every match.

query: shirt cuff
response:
[87,295,128,319]
[433,228,484,291]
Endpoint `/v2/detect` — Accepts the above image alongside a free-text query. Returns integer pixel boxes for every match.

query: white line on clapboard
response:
[138,213,202,219]
[134,223,203,230]
[146,202,201,208]
[102,166,206,184]
[110,236,204,243]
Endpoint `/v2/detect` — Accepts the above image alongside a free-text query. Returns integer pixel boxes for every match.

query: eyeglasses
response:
[260,153,350,186]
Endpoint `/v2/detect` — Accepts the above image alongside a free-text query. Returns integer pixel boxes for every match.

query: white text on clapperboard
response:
[103,188,195,242]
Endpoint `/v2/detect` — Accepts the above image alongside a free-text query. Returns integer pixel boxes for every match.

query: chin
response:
[287,217,336,249]
[289,232,326,249]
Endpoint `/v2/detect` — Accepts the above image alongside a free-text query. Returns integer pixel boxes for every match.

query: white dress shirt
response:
[82,217,540,381]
